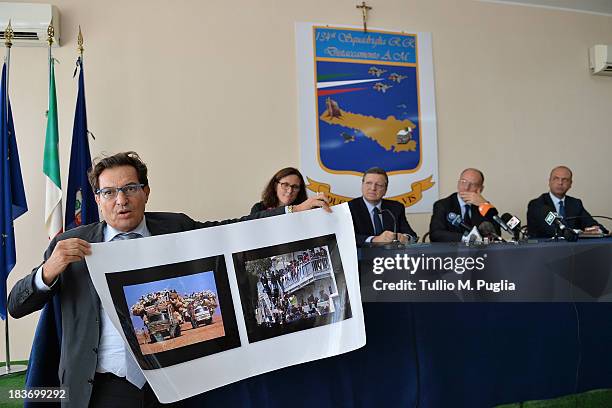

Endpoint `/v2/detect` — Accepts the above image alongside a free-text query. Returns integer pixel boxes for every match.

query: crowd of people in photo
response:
[254,246,335,327]
[256,286,335,327]
[257,247,330,295]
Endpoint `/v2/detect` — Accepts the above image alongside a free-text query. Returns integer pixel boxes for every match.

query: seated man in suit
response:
[429,168,497,242]
[8,151,329,408]
[348,167,417,247]
[527,165,606,238]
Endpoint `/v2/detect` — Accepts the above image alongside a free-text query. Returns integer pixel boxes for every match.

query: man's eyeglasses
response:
[95,183,145,200]
[363,181,386,190]
[458,179,481,189]
[278,182,301,192]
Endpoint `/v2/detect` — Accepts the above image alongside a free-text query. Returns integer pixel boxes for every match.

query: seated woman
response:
[251,167,308,214]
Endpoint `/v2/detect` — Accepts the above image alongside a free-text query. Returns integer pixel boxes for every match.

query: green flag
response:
[43,58,62,238]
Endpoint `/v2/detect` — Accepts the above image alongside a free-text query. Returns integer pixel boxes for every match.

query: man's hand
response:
[42,238,92,286]
[583,226,603,234]
[458,191,487,206]
[372,230,406,243]
[293,193,332,213]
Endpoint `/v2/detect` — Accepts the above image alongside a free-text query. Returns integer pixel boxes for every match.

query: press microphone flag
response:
[447,212,470,232]
[461,226,483,244]
[478,203,511,233]
[501,212,522,240]
[545,211,578,242]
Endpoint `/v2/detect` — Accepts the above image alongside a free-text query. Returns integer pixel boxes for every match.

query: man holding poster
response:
[8,151,329,407]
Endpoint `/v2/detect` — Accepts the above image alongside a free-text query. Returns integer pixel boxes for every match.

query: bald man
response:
[527,165,606,238]
[429,168,498,242]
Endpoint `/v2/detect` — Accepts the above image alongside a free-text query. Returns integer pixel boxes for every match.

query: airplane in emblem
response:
[396,103,408,109]
[340,132,356,143]
[368,66,387,77]
[373,82,392,93]
[388,73,407,83]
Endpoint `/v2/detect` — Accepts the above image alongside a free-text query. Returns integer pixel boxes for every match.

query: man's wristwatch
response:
[287,205,294,213]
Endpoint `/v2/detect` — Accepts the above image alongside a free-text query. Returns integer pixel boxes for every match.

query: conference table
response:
[186,239,612,408]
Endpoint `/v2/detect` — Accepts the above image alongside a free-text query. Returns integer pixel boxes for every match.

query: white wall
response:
[2,0,612,359]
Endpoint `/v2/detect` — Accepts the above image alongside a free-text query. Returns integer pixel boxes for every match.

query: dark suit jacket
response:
[250,201,268,215]
[527,193,600,238]
[348,197,417,247]
[429,193,499,242]
[8,209,283,408]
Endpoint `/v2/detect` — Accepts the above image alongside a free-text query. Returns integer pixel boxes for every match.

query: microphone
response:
[371,207,415,248]
[545,211,579,242]
[373,207,398,242]
[447,212,471,232]
[501,212,523,241]
[462,226,483,245]
[478,203,511,233]
[478,221,505,242]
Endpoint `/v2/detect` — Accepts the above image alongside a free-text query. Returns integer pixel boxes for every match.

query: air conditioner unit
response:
[0,3,60,47]
[589,45,612,76]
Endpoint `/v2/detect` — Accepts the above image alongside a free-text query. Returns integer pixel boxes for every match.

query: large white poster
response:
[296,23,439,212]
[86,204,364,403]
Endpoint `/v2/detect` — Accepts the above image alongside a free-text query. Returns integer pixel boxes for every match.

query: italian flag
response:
[43,58,63,239]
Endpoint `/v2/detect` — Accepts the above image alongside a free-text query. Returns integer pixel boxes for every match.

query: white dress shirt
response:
[549,192,565,215]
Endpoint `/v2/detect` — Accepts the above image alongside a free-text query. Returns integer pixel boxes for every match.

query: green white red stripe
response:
[43,58,63,239]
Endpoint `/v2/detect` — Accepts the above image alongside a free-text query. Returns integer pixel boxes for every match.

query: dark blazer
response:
[250,201,268,214]
[348,197,417,247]
[8,209,283,408]
[429,193,498,242]
[527,193,601,238]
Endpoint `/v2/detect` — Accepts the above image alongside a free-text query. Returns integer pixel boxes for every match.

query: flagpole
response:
[3,18,13,375]
[1,19,27,377]
[48,22,53,94]
[78,25,84,62]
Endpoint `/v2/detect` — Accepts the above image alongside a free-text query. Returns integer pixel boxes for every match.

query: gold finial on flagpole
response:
[356,2,372,33]
[47,21,55,47]
[77,25,84,55]
[4,19,13,48]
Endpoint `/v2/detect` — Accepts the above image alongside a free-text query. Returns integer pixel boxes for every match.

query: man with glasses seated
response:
[348,167,417,247]
[429,168,498,242]
[8,151,329,408]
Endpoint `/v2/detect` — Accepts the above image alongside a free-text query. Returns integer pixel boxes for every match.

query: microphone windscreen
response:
[478,221,497,237]
[478,203,498,218]
[500,213,512,223]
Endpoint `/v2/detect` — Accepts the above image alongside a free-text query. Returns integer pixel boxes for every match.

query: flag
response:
[25,56,65,406]
[65,56,98,230]
[25,56,96,406]
[43,57,62,239]
[0,62,28,319]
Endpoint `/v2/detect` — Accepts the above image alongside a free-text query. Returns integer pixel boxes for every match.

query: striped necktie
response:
[111,232,143,241]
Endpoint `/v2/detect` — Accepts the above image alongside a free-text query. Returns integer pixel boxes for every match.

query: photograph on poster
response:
[106,256,241,369]
[125,271,224,356]
[233,234,352,343]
